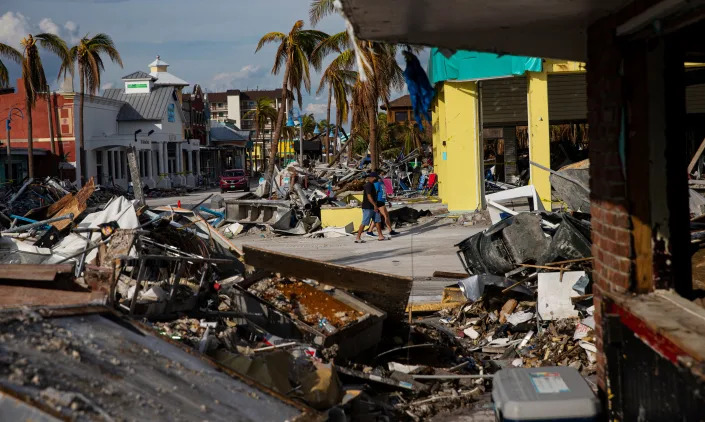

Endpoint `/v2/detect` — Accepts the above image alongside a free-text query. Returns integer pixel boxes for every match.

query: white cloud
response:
[0,12,29,48]
[63,21,80,43]
[101,82,114,90]
[212,64,263,83]
[38,18,60,35]
[305,103,328,119]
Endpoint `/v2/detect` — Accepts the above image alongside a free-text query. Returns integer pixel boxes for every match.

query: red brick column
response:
[586,15,632,394]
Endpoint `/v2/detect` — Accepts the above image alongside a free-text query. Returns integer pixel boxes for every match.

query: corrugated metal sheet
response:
[547,73,588,122]
[687,84,705,114]
[0,310,313,421]
[481,74,588,126]
[481,77,527,125]
[103,87,173,121]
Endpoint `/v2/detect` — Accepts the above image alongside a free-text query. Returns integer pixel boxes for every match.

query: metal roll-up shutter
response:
[547,73,587,122]
[686,84,705,114]
[481,77,528,126]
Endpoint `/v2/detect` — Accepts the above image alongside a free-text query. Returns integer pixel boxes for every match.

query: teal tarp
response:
[428,48,542,85]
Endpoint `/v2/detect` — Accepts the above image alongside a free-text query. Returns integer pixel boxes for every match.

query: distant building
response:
[208,89,285,143]
[381,94,413,124]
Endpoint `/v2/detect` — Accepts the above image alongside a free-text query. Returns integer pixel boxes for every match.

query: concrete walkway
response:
[233,217,488,303]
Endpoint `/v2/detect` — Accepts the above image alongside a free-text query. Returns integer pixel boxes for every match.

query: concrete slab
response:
[233,217,489,303]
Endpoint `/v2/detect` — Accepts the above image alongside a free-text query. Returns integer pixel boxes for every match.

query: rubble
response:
[0,160,602,420]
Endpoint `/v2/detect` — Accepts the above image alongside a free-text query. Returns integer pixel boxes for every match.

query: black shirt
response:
[362,181,377,209]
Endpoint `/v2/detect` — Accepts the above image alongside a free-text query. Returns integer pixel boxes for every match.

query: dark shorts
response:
[362,208,382,225]
[376,201,386,208]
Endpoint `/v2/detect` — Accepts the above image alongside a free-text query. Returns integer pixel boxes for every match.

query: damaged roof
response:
[0,308,313,421]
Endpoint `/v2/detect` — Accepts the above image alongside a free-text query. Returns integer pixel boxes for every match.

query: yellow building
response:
[429,51,585,212]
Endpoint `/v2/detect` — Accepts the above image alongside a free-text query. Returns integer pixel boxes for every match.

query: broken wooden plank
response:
[49,178,95,231]
[688,137,705,174]
[243,245,412,320]
[405,301,464,313]
[0,264,75,283]
[433,271,468,279]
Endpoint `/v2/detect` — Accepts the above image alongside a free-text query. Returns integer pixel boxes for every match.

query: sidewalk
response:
[233,216,488,303]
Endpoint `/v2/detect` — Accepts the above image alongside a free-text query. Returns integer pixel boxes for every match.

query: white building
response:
[82,57,201,190]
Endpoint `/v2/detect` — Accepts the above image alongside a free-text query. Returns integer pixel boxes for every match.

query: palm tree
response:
[0,43,22,88]
[301,113,317,138]
[309,0,406,169]
[0,43,22,181]
[244,97,277,174]
[256,20,327,193]
[69,34,122,184]
[312,33,357,163]
[20,33,70,178]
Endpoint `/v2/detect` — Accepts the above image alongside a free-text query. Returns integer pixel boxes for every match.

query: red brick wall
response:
[586,14,632,393]
[0,78,77,169]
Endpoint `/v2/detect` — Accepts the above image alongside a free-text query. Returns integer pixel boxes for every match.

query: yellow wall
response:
[433,88,448,203]
[441,81,484,211]
[320,207,362,229]
[526,69,552,209]
[431,59,583,212]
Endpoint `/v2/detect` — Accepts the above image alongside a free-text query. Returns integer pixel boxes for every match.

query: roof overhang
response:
[342,0,644,61]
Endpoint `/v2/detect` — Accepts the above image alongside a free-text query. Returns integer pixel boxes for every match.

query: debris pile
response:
[0,161,603,420]
[217,159,437,237]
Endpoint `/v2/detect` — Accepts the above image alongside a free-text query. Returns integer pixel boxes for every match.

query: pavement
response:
[232,215,488,303]
[145,185,254,208]
[147,185,487,304]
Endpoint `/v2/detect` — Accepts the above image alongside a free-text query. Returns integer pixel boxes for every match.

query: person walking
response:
[366,171,398,237]
[355,172,386,243]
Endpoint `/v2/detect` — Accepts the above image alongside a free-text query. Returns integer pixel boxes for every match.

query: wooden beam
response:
[432,271,467,279]
[688,137,705,174]
[242,245,412,320]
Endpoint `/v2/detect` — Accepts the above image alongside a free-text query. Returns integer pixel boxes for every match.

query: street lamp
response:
[5,107,24,183]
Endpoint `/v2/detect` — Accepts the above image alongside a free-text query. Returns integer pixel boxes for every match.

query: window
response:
[107,151,113,180]
[120,151,126,177]
[395,111,408,122]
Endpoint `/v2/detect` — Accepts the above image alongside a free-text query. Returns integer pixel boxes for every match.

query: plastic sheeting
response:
[50,196,140,264]
[428,48,542,85]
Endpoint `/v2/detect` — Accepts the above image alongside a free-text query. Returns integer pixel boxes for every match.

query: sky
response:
[0,0,391,121]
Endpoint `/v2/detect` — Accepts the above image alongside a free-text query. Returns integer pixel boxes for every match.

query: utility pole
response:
[5,107,24,184]
[128,129,154,205]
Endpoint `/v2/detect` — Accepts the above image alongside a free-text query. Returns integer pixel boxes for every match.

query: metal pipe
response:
[1,213,73,233]
[223,199,291,207]
[293,183,311,210]
[529,160,590,193]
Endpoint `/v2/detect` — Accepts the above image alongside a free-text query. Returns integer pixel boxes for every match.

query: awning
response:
[429,49,542,85]
[341,0,636,61]
[0,148,50,156]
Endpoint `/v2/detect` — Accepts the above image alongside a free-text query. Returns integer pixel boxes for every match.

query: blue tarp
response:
[428,48,542,85]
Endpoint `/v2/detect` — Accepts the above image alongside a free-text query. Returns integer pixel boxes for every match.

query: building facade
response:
[84,56,200,189]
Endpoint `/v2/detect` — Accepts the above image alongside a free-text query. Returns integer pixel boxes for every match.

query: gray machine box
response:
[492,366,600,422]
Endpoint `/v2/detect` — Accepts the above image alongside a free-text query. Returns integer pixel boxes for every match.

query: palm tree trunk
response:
[367,88,378,170]
[26,97,34,178]
[47,92,56,155]
[325,84,332,163]
[79,66,86,185]
[265,60,291,195]
[333,110,341,163]
[254,120,261,174]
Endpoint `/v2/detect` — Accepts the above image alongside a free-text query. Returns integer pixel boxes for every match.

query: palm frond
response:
[0,42,22,63]
[256,31,286,53]
[309,0,336,26]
